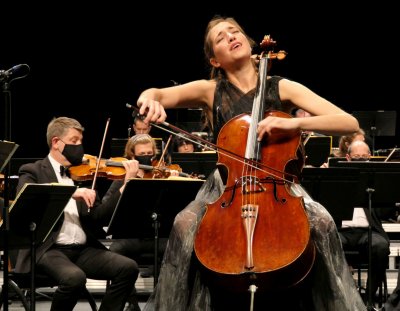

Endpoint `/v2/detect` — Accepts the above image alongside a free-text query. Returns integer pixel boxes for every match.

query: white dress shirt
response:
[342,207,369,228]
[48,154,87,245]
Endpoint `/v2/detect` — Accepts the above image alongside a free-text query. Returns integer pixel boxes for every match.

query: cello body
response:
[194,110,316,292]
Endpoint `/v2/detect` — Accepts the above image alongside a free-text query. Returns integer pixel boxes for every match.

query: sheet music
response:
[0,183,76,246]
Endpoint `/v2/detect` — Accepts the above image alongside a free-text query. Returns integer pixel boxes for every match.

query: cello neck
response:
[245,56,269,160]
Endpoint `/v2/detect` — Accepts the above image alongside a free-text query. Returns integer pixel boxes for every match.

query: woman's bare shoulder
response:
[178,79,216,109]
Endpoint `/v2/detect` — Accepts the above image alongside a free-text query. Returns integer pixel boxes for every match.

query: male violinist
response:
[14,116,140,311]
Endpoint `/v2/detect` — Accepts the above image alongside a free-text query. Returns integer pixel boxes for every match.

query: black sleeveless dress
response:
[211,76,284,141]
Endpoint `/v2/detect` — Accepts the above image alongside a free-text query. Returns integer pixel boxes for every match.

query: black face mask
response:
[62,143,85,165]
[135,155,153,166]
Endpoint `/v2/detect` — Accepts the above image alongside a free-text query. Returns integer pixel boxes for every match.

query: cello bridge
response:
[241,176,266,194]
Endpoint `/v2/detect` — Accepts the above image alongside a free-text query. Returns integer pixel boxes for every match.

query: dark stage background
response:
[1,3,399,159]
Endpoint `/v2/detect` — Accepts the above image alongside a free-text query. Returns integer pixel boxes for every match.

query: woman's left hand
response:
[257,116,300,141]
[122,160,140,182]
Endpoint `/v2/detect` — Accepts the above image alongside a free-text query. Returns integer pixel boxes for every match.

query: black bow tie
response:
[60,166,70,177]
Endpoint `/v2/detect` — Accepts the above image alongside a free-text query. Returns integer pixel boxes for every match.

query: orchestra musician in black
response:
[103,134,179,311]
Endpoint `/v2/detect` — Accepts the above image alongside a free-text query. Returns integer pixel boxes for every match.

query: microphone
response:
[0,64,30,82]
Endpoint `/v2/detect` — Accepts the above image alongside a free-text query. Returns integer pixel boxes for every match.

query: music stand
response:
[304,136,332,167]
[107,178,204,285]
[352,111,397,154]
[0,183,76,311]
[172,152,217,179]
[301,167,367,228]
[317,162,400,310]
[364,170,399,310]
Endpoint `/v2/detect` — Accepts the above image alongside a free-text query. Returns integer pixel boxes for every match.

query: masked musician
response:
[103,133,179,311]
[14,117,140,311]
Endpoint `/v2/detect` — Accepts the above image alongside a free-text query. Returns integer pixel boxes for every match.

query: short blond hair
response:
[46,117,84,148]
[124,134,156,159]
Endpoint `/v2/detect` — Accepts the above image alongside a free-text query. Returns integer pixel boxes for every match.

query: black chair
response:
[344,250,388,308]
[0,252,98,311]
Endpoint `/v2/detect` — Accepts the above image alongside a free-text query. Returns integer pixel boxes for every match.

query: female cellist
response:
[137,16,364,311]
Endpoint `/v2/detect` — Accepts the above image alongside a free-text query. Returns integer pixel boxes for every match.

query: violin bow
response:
[152,134,172,178]
[88,118,111,212]
[156,134,172,168]
[384,146,398,162]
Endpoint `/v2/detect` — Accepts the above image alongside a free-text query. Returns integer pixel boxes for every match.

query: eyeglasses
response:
[350,154,370,161]
[350,154,370,159]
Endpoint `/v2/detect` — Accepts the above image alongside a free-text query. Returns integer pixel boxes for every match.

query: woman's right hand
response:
[137,92,167,124]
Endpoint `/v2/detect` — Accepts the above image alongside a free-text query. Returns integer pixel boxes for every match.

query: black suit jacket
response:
[14,156,122,273]
[363,207,390,242]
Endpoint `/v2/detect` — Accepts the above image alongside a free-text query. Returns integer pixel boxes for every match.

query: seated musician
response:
[132,115,152,136]
[103,133,179,311]
[14,116,139,311]
[137,16,365,311]
[172,134,196,153]
[338,140,390,303]
[320,128,367,168]
[334,128,367,158]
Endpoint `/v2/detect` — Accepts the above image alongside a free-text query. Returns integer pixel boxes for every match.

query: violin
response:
[145,159,190,178]
[67,155,125,181]
[68,155,195,181]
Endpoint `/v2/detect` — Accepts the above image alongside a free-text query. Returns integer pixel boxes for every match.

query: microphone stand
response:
[1,78,12,311]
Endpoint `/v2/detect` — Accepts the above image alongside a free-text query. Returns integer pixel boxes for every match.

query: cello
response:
[193,36,315,295]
